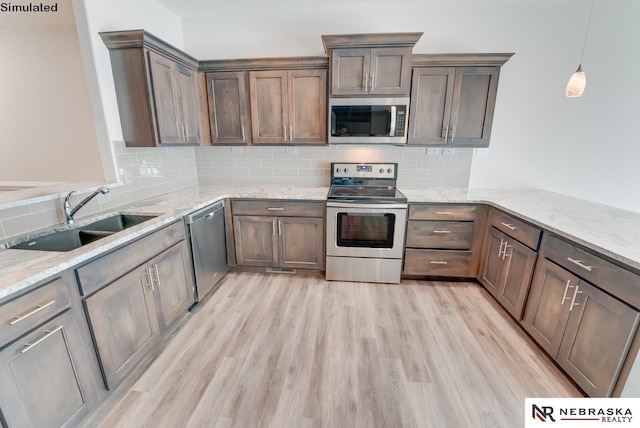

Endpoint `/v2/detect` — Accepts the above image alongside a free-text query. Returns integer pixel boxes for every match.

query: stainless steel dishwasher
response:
[185,200,228,305]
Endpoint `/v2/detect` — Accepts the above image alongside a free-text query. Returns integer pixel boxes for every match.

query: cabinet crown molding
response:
[100,29,199,70]
[412,53,514,67]
[200,56,329,72]
[321,32,423,54]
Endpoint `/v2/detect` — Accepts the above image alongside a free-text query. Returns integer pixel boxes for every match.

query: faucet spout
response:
[64,186,110,224]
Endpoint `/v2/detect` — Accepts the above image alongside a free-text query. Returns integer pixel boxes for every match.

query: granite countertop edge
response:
[1,185,639,303]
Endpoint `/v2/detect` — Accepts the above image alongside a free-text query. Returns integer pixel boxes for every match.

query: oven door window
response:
[336,212,395,248]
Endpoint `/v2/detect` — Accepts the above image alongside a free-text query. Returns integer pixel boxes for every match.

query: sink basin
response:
[7,214,158,252]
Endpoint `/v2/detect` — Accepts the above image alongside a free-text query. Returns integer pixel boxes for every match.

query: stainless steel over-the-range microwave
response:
[329,97,410,144]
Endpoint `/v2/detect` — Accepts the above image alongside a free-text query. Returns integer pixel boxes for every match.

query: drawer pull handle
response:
[430,260,448,265]
[501,222,517,231]
[569,285,583,311]
[21,326,63,354]
[267,207,285,211]
[432,230,451,234]
[435,211,454,215]
[566,257,593,272]
[10,300,56,326]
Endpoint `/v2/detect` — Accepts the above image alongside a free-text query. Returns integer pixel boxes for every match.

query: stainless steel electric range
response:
[326,162,408,284]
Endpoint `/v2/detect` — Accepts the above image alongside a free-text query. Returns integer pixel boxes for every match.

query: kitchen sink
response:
[7,213,158,252]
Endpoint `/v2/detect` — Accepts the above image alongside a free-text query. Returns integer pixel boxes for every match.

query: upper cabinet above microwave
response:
[322,33,422,97]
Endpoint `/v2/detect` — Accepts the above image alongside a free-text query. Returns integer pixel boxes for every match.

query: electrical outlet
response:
[286,147,297,154]
[443,148,456,156]
[475,147,490,156]
[231,146,242,154]
[426,147,441,156]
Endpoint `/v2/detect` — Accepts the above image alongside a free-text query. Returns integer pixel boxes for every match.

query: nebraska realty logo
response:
[0,2,58,12]
[525,398,639,427]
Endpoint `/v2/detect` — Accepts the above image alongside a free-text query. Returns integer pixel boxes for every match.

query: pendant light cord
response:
[579,0,596,64]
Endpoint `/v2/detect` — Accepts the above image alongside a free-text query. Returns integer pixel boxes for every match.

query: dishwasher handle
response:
[186,201,225,224]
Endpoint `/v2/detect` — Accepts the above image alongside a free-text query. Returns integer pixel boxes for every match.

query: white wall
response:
[180,0,640,213]
[0,0,104,182]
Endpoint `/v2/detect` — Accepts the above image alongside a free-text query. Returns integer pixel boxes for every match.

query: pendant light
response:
[566,0,596,97]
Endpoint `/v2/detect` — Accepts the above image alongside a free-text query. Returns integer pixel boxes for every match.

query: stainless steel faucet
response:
[64,187,110,224]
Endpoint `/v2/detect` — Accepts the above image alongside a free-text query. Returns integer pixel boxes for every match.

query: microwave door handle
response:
[389,105,397,137]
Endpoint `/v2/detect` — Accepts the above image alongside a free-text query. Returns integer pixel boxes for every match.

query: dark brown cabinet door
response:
[233,215,279,267]
[249,70,288,144]
[330,48,370,96]
[0,311,95,428]
[557,282,639,397]
[479,228,506,297]
[522,258,579,358]
[279,217,324,270]
[498,237,537,319]
[369,47,412,95]
[288,69,327,143]
[206,71,251,144]
[84,264,160,390]
[176,64,202,144]
[408,67,455,144]
[150,242,194,333]
[148,51,182,144]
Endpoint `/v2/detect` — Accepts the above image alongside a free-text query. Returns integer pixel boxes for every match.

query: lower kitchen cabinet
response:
[231,200,325,270]
[0,274,103,428]
[523,257,640,397]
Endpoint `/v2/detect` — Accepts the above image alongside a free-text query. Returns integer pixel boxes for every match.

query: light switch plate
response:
[426,147,441,156]
[443,148,456,156]
[231,146,242,154]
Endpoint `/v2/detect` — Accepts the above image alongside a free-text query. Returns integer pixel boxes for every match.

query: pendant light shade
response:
[566,0,595,98]
[566,65,586,97]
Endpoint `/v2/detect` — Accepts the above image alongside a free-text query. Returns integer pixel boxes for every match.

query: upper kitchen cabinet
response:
[408,54,513,147]
[101,30,209,147]
[322,33,422,96]
[205,71,252,145]
[249,69,327,144]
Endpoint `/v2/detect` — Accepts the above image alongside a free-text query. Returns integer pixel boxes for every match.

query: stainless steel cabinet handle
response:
[289,125,293,142]
[370,73,375,92]
[430,260,448,265]
[144,268,154,291]
[450,126,456,141]
[278,220,282,236]
[21,326,63,354]
[272,219,277,236]
[569,285,583,311]
[442,127,449,140]
[267,207,285,211]
[566,257,593,272]
[435,211,454,215]
[10,300,56,325]
[501,222,517,231]
[432,230,451,234]
[502,244,513,260]
[283,125,287,141]
[364,72,369,92]
[151,264,161,291]
[185,124,189,140]
[241,125,246,142]
[498,239,506,258]
[561,280,573,305]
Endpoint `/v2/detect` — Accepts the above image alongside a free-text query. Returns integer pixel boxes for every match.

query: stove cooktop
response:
[327,186,407,203]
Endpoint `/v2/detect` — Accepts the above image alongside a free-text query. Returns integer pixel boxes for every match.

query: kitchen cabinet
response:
[329,48,412,96]
[78,221,194,390]
[479,209,541,319]
[522,234,640,397]
[101,30,208,147]
[249,69,327,144]
[0,274,103,428]
[321,33,422,97]
[232,200,324,270]
[206,71,251,144]
[407,54,512,147]
[403,204,484,277]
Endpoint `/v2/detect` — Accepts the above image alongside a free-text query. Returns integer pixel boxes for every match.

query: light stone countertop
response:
[1,184,639,303]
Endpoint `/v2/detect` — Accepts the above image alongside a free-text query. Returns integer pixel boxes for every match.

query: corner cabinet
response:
[231,200,325,270]
[76,221,194,390]
[249,69,327,144]
[101,30,208,147]
[321,33,422,97]
[408,54,513,147]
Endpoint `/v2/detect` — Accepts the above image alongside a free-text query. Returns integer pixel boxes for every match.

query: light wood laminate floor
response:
[96,273,581,427]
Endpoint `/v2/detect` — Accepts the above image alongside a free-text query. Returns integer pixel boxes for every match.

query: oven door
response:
[326,202,407,259]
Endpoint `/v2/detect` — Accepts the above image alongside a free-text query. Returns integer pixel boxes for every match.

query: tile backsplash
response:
[0,142,472,241]
[195,145,473,188]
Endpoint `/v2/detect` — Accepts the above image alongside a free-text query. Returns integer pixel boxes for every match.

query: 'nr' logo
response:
[532,404,555,422]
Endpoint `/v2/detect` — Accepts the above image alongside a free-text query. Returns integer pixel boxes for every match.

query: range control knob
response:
[335,168,340,173]
[387,168,393,174]
[343,168,349,173]
[379,168,385,173]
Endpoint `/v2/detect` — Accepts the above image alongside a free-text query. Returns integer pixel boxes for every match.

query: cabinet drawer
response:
[76,221,185,297]
[409,204,478,221]
[404,249,472,277]
[542,234,640,310]
[232,200,324,217]
[489,209,541,250]
[406,221,475,249]
[0,277,72,347]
